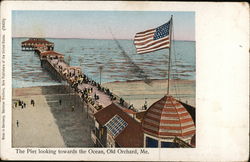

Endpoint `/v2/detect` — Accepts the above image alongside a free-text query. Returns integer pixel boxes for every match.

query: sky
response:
[12,11,195,41]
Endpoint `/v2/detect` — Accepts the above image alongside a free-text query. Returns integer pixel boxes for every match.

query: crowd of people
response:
[13,99,35,109]
[49,56,138,112]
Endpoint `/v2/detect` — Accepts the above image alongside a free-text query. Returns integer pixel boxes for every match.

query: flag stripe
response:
[135,36,169,48]
[134,36,169,46]
[137,41,169,53]
[135,30,155,37]
[134,36,154,45]
[134,38,154,46]
[135,32,154,38]
[136,36,169,50]
[137,42,169,51]
[134,34,155,42]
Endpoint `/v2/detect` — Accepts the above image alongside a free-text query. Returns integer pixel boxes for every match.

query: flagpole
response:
[167,15,173,95]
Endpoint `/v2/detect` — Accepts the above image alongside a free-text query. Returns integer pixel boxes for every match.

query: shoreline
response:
[12,79,195,90]
[13,79,195,108]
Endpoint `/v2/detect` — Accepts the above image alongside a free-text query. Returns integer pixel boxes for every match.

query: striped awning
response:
[142,95,195,139]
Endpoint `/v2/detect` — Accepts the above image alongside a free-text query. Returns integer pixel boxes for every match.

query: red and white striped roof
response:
[142,95,195,139]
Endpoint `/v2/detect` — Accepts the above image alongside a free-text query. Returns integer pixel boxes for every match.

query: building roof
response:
[94,103,143,147]
[121,108,137,115]
[40,51,64,57]
[142,95,195,139]
[21,38,54,45]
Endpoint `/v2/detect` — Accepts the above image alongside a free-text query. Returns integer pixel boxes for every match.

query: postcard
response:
[0,1,249,161]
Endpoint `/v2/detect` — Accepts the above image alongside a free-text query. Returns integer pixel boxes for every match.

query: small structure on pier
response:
[40,51,64,60]
[21,38,54,51]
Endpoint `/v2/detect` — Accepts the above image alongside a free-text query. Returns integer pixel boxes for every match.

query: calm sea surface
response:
[12,38,195,88]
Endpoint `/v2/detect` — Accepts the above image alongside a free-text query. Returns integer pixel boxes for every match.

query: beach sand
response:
[103,79,195,110]
[12,85,94,147]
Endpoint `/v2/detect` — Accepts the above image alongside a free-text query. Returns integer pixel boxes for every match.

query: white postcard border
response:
[0,1,249,161]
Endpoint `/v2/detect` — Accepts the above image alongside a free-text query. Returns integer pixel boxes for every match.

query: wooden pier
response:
[28,38,137,117]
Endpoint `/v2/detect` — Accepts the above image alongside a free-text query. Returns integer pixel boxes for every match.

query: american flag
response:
[134,19,171,54]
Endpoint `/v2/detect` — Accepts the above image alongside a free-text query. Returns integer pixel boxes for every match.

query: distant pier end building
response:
[21,38,54,51]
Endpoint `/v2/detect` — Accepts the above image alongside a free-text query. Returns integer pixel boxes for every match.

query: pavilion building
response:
[141,95,195,148]
[21,38,54,51]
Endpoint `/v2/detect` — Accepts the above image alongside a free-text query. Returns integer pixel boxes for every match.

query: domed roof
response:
[142,95,195,139]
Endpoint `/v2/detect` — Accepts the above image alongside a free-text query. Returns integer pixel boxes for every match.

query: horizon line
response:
[12,36,195,42]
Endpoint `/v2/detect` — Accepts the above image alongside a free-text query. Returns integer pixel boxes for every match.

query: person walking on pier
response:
[16,120,19,127]
[59,99,62,106]
[143,101,148,110]
[120,98,124,106]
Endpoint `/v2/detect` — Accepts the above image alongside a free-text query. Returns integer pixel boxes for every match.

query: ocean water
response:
[12,38,195,88]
